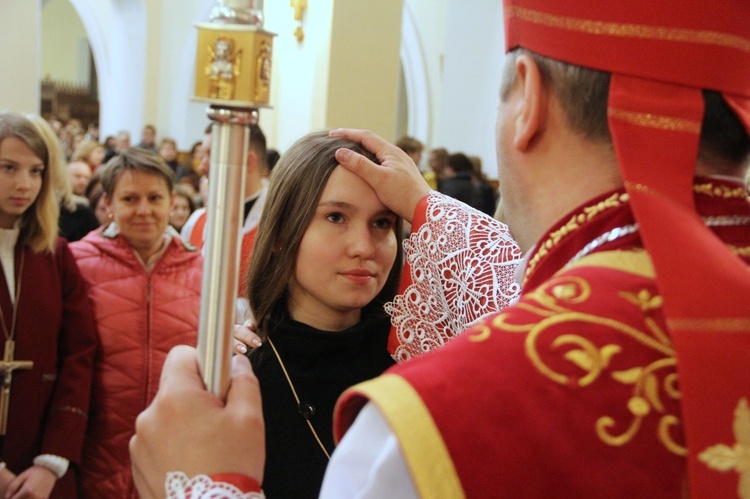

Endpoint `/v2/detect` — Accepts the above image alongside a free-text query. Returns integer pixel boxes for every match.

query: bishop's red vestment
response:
[337,181,750,497]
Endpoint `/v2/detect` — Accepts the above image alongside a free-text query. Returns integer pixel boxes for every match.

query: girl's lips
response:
[341,270,375,284]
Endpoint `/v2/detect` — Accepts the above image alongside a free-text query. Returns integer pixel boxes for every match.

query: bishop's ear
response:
[512,54,547,152]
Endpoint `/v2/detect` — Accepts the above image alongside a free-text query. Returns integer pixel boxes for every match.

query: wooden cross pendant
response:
[0,339,33,436]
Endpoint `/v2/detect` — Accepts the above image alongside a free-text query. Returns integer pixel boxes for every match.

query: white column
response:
[326,0,404,140]
[0,1,41,113]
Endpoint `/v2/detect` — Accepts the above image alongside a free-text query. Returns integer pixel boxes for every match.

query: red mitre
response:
[504,1,750,496]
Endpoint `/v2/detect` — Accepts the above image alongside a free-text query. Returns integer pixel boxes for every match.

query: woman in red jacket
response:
[70,148,202,498]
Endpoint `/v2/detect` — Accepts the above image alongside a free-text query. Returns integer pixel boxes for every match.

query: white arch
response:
[399,3,431,144]
[65,0,146,137]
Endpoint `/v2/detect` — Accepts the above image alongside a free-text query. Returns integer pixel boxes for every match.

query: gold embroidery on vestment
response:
[505,6,750,54]
[698,398,750,499]
[658,415,686,456]
[493,253,684,455]
[525,192,629,281]
[693,183,749,200]
[608,108,701,134]
[525,185,748,284]
[468,323,492,343]
[571,250,655,280]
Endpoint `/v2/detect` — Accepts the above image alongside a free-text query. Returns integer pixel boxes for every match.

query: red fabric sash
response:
[189,211,207,249]
[609,76,750,497]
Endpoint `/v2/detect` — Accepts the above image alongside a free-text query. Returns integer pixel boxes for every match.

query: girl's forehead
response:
[318,166,389,210]
[322,165,367,191]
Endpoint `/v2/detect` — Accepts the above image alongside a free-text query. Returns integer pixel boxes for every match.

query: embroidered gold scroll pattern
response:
[608,108,701,135]
[525,192,629,281]
[693,183,750,200]
[472,276,685,455]
[505,6,750,54]
[698,398,750,499]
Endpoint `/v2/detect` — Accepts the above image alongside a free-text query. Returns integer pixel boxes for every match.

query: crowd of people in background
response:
[40,115,502,244]
[1,111,506,498]
[0,112,280,497]
[41,115,290,244]
[396,135,499,216]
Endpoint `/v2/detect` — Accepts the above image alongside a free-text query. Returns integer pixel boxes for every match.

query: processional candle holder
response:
[193,0,275,398]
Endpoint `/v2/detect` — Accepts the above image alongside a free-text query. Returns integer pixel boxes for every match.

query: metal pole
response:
[192,0,274,398]
[196,108,255,398]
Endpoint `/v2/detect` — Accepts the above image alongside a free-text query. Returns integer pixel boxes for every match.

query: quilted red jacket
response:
[70,228,202,499]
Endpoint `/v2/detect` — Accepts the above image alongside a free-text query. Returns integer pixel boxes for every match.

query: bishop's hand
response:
[329,128,430,224]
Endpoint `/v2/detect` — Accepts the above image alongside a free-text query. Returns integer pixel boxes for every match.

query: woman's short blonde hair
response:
[98,147,175,198]
[0,112,60,253]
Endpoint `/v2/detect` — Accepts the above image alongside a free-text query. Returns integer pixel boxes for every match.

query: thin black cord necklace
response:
[267,336,332,460]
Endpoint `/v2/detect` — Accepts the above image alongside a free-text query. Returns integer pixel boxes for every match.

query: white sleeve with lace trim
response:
[164,473,265,499]
[386,192,522,362]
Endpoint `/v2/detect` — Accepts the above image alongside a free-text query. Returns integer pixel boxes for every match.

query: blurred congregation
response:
[48,118,499,245]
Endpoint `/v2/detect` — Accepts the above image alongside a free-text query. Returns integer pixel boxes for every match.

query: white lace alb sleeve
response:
[386,192,522,362]
[165,472,265,499]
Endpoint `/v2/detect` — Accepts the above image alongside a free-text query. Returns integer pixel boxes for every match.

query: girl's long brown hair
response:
[247,131,403,336]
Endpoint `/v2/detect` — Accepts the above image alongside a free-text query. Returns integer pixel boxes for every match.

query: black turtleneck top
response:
[248,313,395,499]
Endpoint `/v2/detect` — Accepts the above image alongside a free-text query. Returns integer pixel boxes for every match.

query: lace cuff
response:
[166,472,265,499]
[387,192,522,361]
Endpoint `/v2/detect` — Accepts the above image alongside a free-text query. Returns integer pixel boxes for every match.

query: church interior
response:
[0,0,506,180]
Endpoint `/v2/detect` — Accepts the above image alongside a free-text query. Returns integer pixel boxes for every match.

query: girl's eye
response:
[31,167,44,176]
[149,195,163,202]
[373,217,395,229]
[2,164,15,172]
[326,212,344,223]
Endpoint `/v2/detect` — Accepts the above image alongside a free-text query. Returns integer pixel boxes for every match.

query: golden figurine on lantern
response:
[206,37,243,100]
[254,39,272,102]
[193,23,275,108]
